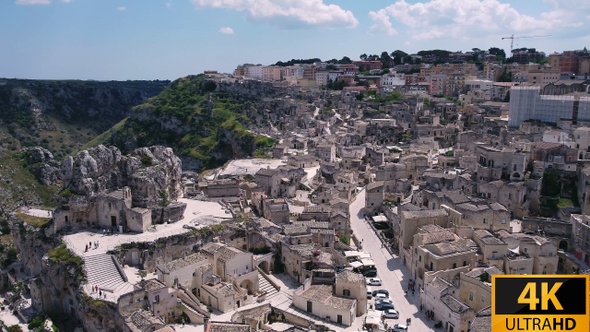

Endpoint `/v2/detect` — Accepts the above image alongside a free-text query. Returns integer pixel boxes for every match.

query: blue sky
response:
[1,0,589,80]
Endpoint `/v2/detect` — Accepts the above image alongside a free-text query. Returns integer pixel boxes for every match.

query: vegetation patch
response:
[15,212,51,228]
[47,244,86,281]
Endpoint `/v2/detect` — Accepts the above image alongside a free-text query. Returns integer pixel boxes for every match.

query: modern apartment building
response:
[508,86,590,127]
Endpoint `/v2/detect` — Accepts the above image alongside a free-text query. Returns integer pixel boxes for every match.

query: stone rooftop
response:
[429,277,452,292]
[298,284,355,311]
[207,322,251,332]
[473,229,505,245]
[402,209,448,220]
[217,246,244,262]
[161,252,208,273]
[441,294,471,313]
[425,240,474,256]
[140,278,166,291]
[335,270,365,284]
[418,230,457,245]
[128,310,164,331]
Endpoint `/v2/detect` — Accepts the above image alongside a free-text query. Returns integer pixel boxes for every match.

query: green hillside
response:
[106,75,276,170]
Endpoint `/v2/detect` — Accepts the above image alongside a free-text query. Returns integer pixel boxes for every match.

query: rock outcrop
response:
[61,145,182,207]
[25,146,61,185]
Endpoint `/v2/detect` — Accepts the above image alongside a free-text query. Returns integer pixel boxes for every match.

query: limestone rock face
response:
[61,145,182,208]
[25,146,61,185]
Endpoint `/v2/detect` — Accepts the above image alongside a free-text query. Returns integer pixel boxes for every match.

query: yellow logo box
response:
[492,275,589,332]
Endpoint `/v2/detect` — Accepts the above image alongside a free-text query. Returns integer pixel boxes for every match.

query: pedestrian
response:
[85,244,88,252]
[420,304,423,312]
[103,229,106,236]
[97,240,100,248]
[99,290,102,297]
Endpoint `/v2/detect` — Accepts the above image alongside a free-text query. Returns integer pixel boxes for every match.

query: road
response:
[350,189,435,331]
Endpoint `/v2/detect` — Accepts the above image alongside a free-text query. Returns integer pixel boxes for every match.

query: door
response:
[337,314,342,324]
[306,301,312,313]
[111,216,117,227]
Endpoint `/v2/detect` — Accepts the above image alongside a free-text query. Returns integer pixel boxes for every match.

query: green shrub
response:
[140,155,152,166]
[47,245,86,281]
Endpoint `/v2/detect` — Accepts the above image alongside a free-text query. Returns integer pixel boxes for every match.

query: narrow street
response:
[350,189,435,331]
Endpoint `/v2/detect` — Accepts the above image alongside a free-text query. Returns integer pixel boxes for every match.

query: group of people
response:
[92,285,107,299]
[84,241,100,252]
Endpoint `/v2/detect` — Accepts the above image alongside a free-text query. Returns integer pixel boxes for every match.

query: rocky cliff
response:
[61,145,183,209]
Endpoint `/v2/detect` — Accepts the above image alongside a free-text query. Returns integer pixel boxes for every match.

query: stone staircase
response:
[258,273,279,299]
[84,254,130,292]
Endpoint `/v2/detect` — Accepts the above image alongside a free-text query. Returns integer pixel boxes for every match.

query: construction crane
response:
[501,34,552,53]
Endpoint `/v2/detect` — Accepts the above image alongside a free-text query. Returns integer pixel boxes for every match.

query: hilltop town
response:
[3,47,590,332]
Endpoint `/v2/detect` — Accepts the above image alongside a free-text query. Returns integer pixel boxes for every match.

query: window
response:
[502,219,506,224]
[419,256,422,262]
[452,263,457,268]
[155,295,160,303]
[469,290,474,301]
[483,218,487,224]
[343,289,350,296]
[463,260,467,266]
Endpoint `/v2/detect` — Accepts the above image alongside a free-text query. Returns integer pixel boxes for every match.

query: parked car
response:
[374,293,388,300]
[367,277,382,286]
[381,309,399,319]
[375,298,394,307]
[363,269,377,277]
[372,289,389,297]
[389,324,408,331]
[367,286,373,299]
[375,302,395,311]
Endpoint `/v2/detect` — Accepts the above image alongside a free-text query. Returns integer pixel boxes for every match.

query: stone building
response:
[334,270,367,316]
[365,181,384,216]
[421,277,474,332]
[293,282,356,326]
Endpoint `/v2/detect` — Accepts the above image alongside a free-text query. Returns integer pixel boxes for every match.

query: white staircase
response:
[258,273,279,299]
[84,254,128,292]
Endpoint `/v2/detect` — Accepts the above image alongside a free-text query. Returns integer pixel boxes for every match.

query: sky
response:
[1,0,590,80]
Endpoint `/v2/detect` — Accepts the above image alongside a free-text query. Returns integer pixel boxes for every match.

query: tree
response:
[391,50,408,65]
[498,68,513,82]
[380,51,392,68]
[338,56,352,64]
[360,53,368,61]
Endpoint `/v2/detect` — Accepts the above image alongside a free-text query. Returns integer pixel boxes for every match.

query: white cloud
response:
[15,0,52,4]
[60,0,73,3]
[191,0,358,29]
[117,6,126,11]
[369,9,397,36]
[368,0,585,41]
[165,1,172,8]
[219,26,234,35]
